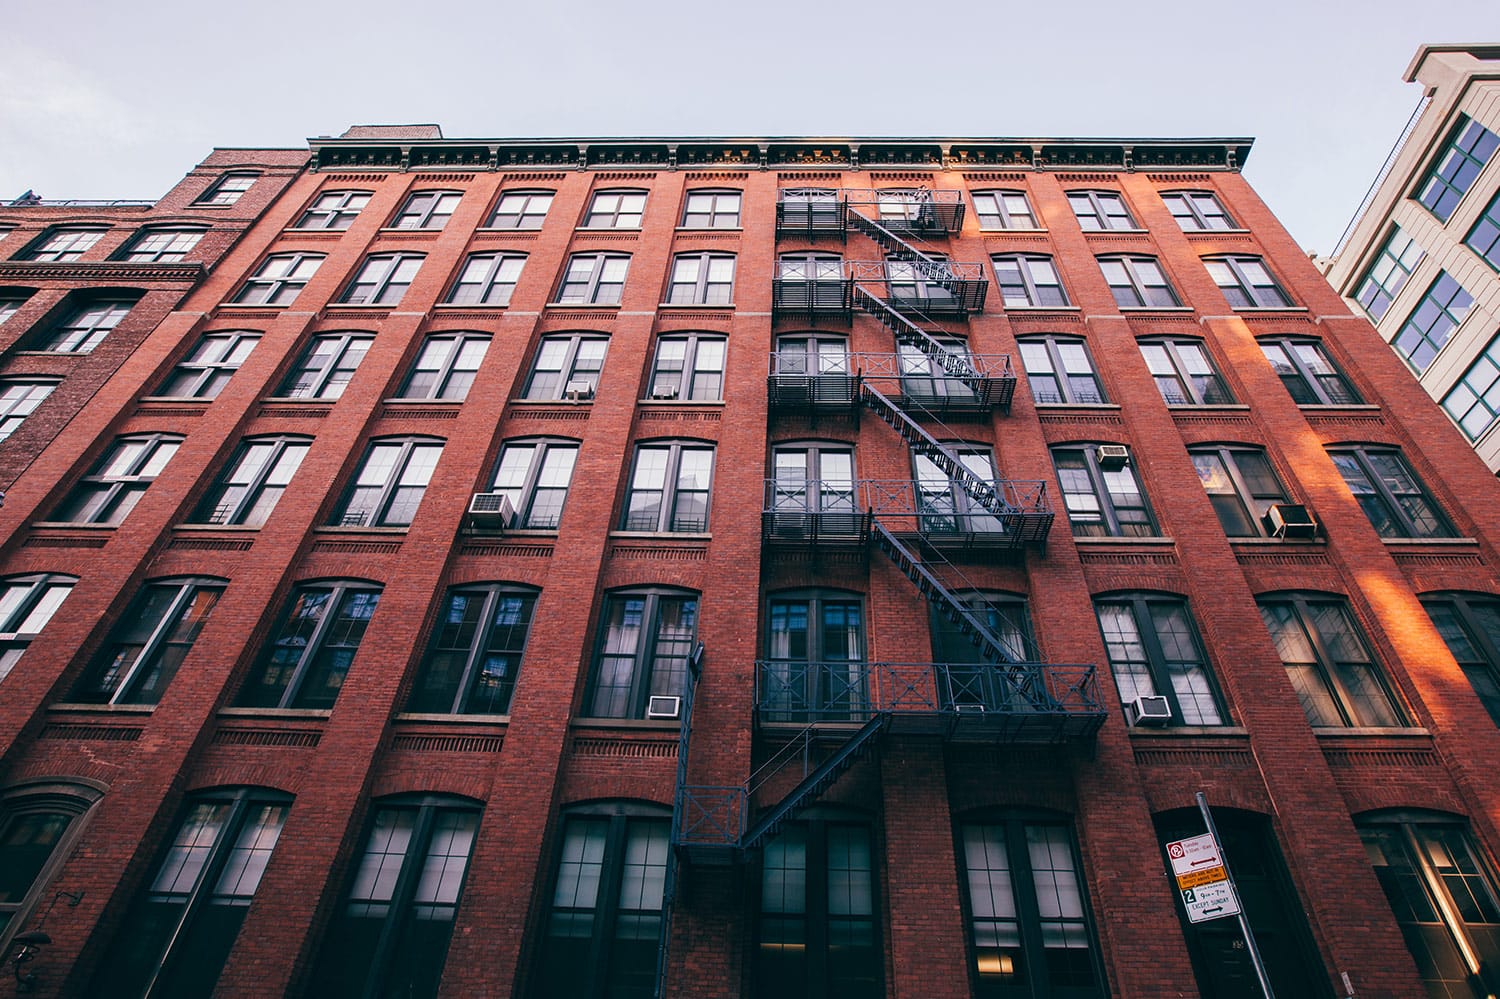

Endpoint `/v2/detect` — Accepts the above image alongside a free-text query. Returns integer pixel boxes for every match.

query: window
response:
[35,297,135,353]
[192,435,311,526]
[1259,337,1362,405]
[0,783,100,947]
[1068,190,1137,230]
[0,381,53,441]
[1096,594,1223,725]
[390,190,460,230]
[1467,191,1500,270]
[295,189,371,230]
[232,252,324,306]
[666,252,734,305]
[538,805,670,999]
[1393,272,1473,371]
[0,574,74,684]
[1099,255,1180,307]
[333,437,443,527]
[1137,338,1231,405]
[0,291,28,325]
[583,190,646,229]
[775,253,848,314]
[992,254,1069,307]
[556,253,629,305]
[762,591,865,721]
[757,816,881,999]
[958,816,1103,999]
[1051,445,1156,537]
[1417,115,1500,222]
[584,588,699,718]
[622,442,713,532]
[1190,446,1290,537]
[51,433,181,525]
[156,330,259,399]
[309,796,479,999]
[1442,335,1500,440]
[23,227,105,261]
[898,338,983,406]
[875,188,934,225]
[524,333,607,400]
[195,172,257,206]
[1422,594,1500,727]
[69,578,224,705]
[914,446,1004,537]
[487,189,553,229]
[648,333,724,401]
[1018,336,1105,404]
[339,252,423,305]
[236,581,381,709]
[1328,446,1453,539]
[972,190,1037,230]
[399,332,489,400]
[682,190,741,228]
[409,585,537,715]
[770,444,858,529]
[99,788,289,999]
[1205,256,1292,308]
[277,332,371,399]
[490,439,578,529]
[885,255,961,310]
[445,252,525,305]
[1257,593,1404,727]
[120,227,203,262]
[1161,190,1236,231]
[931,593,1036,666]
[1359,813,1500,998]
[1354,227,1426,320]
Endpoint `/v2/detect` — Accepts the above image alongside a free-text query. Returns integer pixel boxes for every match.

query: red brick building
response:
[2,128,1500,999]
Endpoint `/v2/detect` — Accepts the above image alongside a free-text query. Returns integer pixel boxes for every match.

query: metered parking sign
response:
[1180,879,1241,924]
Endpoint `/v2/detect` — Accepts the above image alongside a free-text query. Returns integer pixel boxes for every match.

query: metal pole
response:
[1196,791,1276,999]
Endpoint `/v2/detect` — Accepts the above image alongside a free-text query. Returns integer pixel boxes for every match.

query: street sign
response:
[1166,833,1222,876]
[1180,880,1242,924]
[1166,832,1241,924]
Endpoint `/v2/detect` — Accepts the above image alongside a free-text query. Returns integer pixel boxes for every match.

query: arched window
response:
[584,587,700,719]
[0,780,102,951]
[69,577,226,706]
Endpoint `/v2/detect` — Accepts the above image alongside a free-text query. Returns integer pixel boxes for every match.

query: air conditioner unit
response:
[649,384,679,400]
[1095,444,1130,470]
[467,492,516,529]
[563,379,595,401]
[1265,502,1318,540]
[646,695,682,720]
[1124,695,1172,727]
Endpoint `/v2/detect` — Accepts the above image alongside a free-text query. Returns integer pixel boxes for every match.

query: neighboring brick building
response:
[1323,44,1500,474]
[2,126,1500,999]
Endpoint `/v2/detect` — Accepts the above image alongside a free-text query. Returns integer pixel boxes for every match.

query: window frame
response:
[1095,593,1225,726]
[582,189,647,229]
[51,432,182,525]
[620,441,715,533]
[665,252,735,305]
[294,189,371,231]
[154,330,260,399]
[22,226,107,262]
[1018,336,1106,405]
[338,252,424,306]
[1257,592,1406,728]
[971,189,1038,230]
[1442,334,1500,440]
[1137,337,1233,405]
[0,781,102,953]
[232,252,325,306]
[35,297,136,353]
[408,584,539,715]
[276,332,372,399]
[583,587,701,719]
[397,332,489,401]
[647,332,725,402]
[486,189,554,230]
[69,577,226,706]
[1161,190,1237,231]
[555,252,630,305]
[1189,445,1291,538]
[0,380,54,441]
[1067,189,1138,231]
[118,226,205,263]
[192,434,311,527]
[444,251,525,306]
[1050,444,1157,538]
[489,438,580,530]
[331,436,444,528]
[1258,337,1363,406]
[235,580,382,709]
[1466,190,1500,271]
[1328,445,1454,540]
[388,190,461,231]
[1416,115,1500,222]
[991,254,1069,308]
[1421,593,1500,727]
[762,589,867,722]
[194,172,258,206]
[1098,255,1181,308]
[0,574,75,685]
[1353,226,1426,320]
[1204,255,1293,309]
[523,333,608,400]
[681,189,742,228]
[1392,271,1473,372]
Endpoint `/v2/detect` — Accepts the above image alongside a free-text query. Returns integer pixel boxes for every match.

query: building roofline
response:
[1405,43,1500,83]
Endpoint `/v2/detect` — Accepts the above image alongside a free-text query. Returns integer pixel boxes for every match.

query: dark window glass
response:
[409,585,537,715]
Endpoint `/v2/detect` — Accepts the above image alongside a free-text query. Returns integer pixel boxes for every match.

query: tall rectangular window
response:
[445,252,525,305]
[1328,446,1453,539]
[36,298,134,353]
[121,228,203,262]
[192,435,310,526]
[666,253,734,305]
[235,582,381,709]
[339,253,423,305]
[0,574,74,683]
[277,332,371,399]
[1354,227,1426,320]
[487,190,553,229]
[332,438,443,527]
[51,434,181,525]
[156,331,259,399]
[295,190,371,230]
[1423,594,1500,727]
[0,381,53,441]
[1417,116,1499,221]
[1442,335,1500,440]
[1019,337,1105,404]
[1205,256,1292,308]
[1068,190,1136,230]
[524,334,607,400]
[1190,446,1290,537]
[621,443,713,532]
[70,578,223,705]
[490,440,578,529]
[584,190,647,229]
[681,190,741,228]
[992,255,1068,307]
[1098,255,1180,307]
[1051,446,1156,537]
[399,333,489,400]
[390,191,460,230]
[972,190,1037,230]
[585,589,699,719]
[1393,272,1473,371]
[648,333,724,401]
[1138,338,1232,405]
[1466,191,1500,270]
[556,253,629,304]
[1096,595,1223,725]
[1259,337,1362,405]
[409,585,537,715]
[1258,594,1404,728]
[1161,191,1236,230]
[233,253,324,306]
[25,227,105,261]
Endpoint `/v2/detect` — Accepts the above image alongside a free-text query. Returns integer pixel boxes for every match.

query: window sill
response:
[11,350,92,358]
[1000,304,1081,312]
[493,527,560,538]
[48,702,155,715]
[221,303,286,309]
[979,227,1048,235]
[432,302,509,310]
[1168,403,1251,412]
[1182,228,1253,235]
[477,226,544,234]
[326,303,399,310]
[571,717,681,730]
[1119,306,1195,313]
[575,226,642,233]
[546,302,622,310]
[658,302,735,310]
[1128,725,1248,738]
[1081,228,1150,235]
[1072,535,1174,546]
[637,398,725,406]
[316,524,410,534]
[1312,726,1430,737]
[139,395,212,404]
[610,530,711,541]
[30,521,115,530]
[1230,536,1327,547]
[218,706,332,719]
[508,398,593,407]
[377,227,444,235]
[260,395,337,405]
[1295,403,1382,412]
[675,226,743,233]
[395,712,510,724]
[173,522,261,533]
[1229,306,1307,313]
[381,397,463,407]
[1034,402,1121,411]
[1381,536,1479,547]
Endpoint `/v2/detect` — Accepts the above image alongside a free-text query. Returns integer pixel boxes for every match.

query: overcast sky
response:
[1,0,1495,257]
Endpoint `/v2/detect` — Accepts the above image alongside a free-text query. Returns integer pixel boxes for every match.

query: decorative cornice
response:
[0,261,204,282]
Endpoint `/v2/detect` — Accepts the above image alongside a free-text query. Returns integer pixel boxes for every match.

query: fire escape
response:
[669,188,1106,881]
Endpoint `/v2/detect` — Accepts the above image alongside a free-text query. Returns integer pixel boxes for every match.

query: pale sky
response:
[2,0,1497,257]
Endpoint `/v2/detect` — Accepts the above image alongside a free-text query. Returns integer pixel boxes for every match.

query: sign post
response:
[1176,792,1274,999]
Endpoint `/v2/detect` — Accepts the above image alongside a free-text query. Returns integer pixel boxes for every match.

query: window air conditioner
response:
[564,379,595,401]
[646,695,682,720]
[1124,695,1172,727]
[1265,502,1318,540]
[1095,444,1130,470]
[649,384,679,400]
[467,492,516,529]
